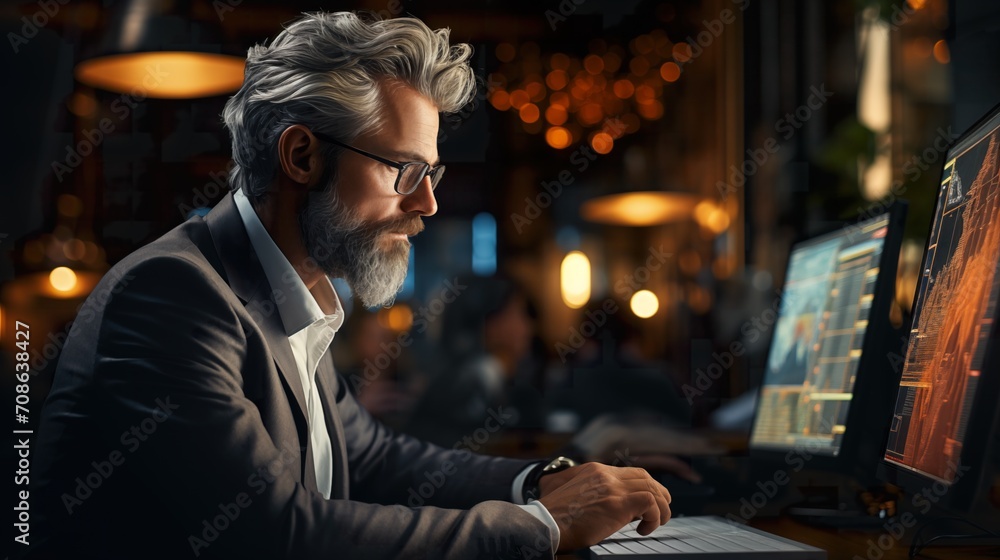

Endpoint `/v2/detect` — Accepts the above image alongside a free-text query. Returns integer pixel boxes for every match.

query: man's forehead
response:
[375,84,440,162]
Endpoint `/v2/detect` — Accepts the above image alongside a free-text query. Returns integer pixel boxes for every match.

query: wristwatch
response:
[522,456,578,502]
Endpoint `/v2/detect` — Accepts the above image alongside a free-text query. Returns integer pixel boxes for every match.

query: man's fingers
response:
[618,479,671,524]
[621,491,663,535]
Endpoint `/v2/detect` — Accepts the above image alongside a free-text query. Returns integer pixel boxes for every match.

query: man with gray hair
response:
[28,11,672,559]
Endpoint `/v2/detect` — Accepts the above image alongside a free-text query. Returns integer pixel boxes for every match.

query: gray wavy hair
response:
[222,11,477,204]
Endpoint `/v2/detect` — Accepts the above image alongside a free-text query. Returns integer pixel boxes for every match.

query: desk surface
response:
[751,517,997,560]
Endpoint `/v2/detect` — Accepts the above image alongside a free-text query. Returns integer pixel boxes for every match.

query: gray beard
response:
[298,184,413,308]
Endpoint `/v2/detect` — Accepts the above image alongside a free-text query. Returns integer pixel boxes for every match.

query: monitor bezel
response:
[749,203,907,478]
[876,102,1000,512]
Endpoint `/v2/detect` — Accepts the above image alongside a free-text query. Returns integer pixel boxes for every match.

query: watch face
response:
[543,457,576,472]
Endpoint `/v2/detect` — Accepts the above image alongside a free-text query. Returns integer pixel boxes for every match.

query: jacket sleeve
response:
[92,256,553,559]
[333,366,536,509]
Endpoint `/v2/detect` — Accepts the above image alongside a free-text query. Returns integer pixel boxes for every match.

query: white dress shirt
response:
[232,188,559,548]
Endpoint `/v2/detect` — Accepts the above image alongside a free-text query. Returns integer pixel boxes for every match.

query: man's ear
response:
[277,124,325,187]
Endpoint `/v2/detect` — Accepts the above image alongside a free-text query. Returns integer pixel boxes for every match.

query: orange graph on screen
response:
[886,132,1000,482]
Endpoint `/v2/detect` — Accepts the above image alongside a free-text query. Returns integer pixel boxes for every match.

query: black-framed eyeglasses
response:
[312,132,445,195]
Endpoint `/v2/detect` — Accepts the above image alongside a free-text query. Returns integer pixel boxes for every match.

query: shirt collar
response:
[233,188,345,336]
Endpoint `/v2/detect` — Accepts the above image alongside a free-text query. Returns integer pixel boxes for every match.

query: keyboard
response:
[590,516,826,559]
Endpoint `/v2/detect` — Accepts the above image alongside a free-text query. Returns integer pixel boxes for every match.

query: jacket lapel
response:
[204,192,311,443]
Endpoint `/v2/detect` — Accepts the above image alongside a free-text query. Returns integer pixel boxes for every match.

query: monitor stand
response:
[784,478,899,529]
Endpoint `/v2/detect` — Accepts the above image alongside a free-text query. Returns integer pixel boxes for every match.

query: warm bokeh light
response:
[545,126,573,149]
[622,113,641,133]
[629,57,651,76]
[679,250,702,276]
[67,91,97,117]
[519,103,540,123]
[687,285,712,314]
[673,42,692,63]
[581,191,698,226]
[525,81,546,102]
[634,84,656,104]
[590,132,614,154]
[496,43,517,62]
[550,91,571,108]
[630,290,659,318]
[63,239,86,261]
[49,267,78,293]
[546,70,568,90]
[584,54,605,75]
[75,52,245,99]
[57,194,83,217]
[632,35,654,55]
[660,62,681,82]
[613,79,635,99]
[561,251,591,309]
[545,105,569,126]
[381,304,414,332]
[933,39,950,64]
[637,100,664,120]
[509,90,530,109]
[549,52,571,70]
[694,200,732,234]
[578,103,603,126]
[490,90,511,111]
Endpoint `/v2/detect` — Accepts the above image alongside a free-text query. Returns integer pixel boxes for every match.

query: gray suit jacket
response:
[27,192,552,559]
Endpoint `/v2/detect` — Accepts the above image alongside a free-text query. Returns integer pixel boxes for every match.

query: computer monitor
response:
[750,205,907,478]
[878,103,1000,517]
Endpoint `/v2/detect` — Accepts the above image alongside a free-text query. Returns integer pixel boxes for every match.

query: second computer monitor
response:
[879,103,1000,515]
[750,206,906,475]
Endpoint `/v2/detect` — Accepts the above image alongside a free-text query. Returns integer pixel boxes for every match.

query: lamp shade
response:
[580,191,698,226]
[74,0,245,99]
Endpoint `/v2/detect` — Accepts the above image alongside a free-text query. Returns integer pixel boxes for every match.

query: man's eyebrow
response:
[393,150,441,167]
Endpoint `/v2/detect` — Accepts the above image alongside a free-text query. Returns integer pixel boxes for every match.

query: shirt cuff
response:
[516,500,561,552]
[511,462,542,505]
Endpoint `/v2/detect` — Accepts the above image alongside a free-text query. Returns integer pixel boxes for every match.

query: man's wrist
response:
[522,456,577,502]
[511,462,541,505]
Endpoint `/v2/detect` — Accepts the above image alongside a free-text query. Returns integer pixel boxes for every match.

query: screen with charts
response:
[883,111,1000,484]
[751,214,892,455]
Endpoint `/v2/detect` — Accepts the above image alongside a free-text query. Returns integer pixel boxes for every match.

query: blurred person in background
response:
[332,308,417,429]
[404,275,537,446]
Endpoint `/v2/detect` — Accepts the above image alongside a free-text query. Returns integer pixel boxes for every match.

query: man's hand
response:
[537,462,671,552]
